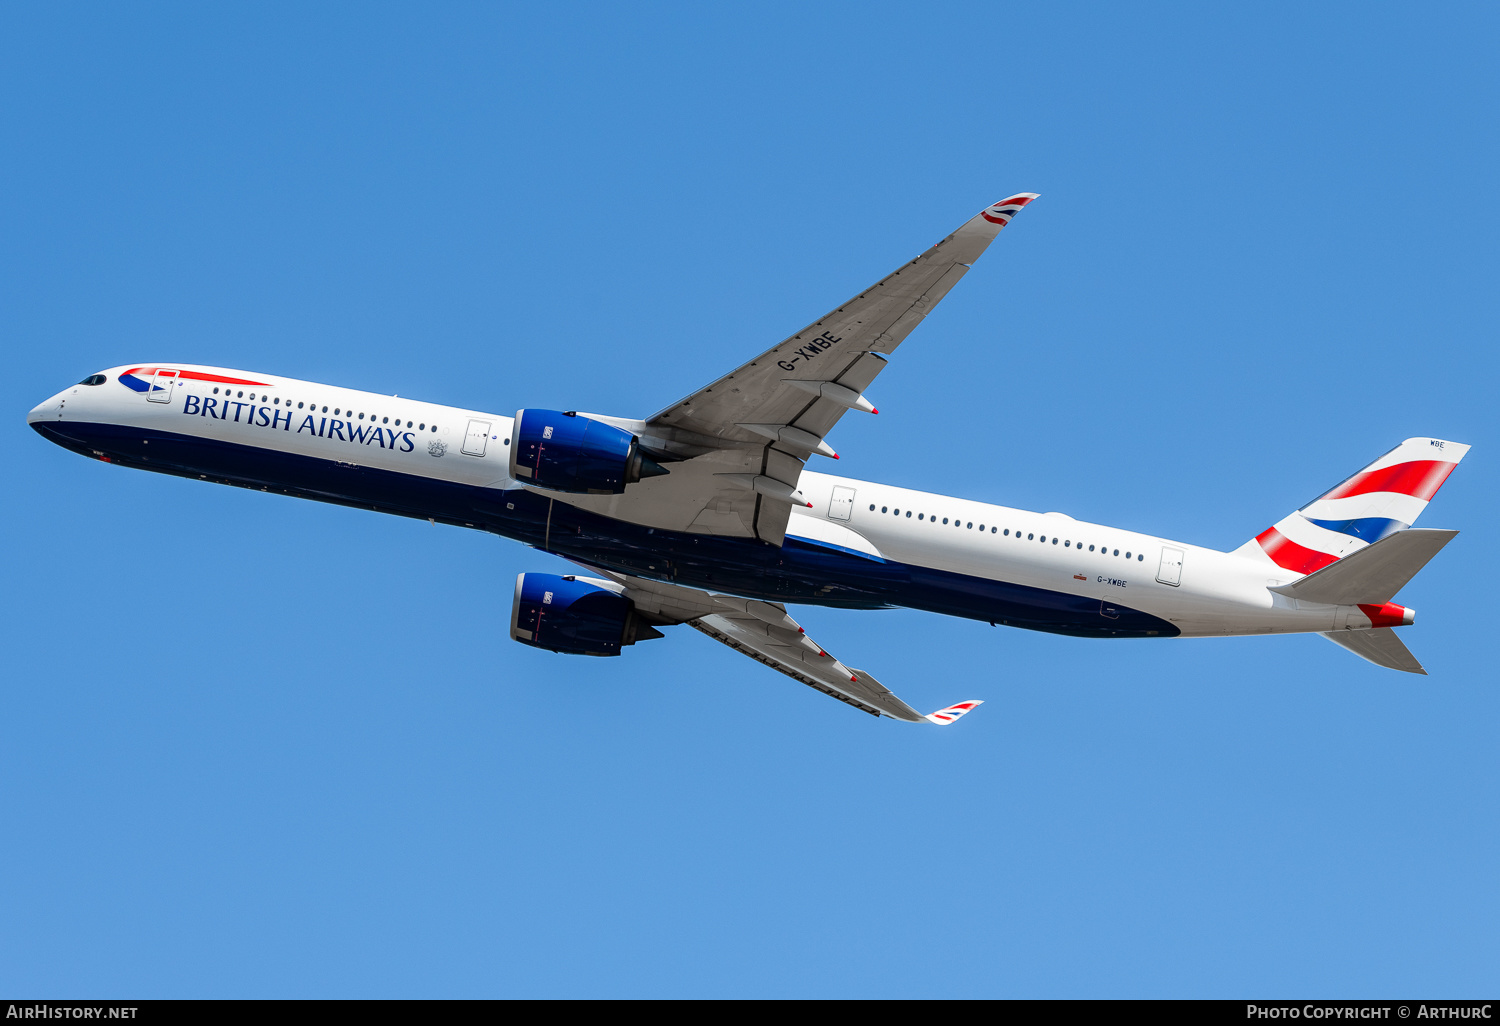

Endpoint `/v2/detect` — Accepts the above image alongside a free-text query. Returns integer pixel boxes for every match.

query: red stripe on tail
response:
[1320,461,1457,502]
[1256,527,1340,575]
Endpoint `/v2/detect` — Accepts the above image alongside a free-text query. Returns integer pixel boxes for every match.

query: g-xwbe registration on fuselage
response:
[29,195,1469,725]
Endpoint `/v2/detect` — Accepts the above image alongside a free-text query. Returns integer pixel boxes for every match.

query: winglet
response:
[977,194,1039,228]
[953,194,1039,246]
[925,700,983,725]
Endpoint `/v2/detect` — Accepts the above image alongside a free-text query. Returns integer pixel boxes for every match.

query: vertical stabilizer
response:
[1233,438,1469,575]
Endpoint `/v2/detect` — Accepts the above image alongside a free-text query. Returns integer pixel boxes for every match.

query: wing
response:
[576,564,982,724]
[649,194,1040,437]
[561,195,1039,547]
[688,616,923,721]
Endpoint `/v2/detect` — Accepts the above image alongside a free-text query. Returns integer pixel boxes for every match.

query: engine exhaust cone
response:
[636,454,670,480]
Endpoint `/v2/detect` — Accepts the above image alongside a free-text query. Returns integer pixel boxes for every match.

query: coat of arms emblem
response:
[427,440,447,457]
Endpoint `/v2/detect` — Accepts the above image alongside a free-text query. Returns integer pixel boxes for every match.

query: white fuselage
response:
[29,364,1392,641]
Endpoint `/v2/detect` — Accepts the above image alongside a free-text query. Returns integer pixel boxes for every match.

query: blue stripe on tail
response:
[1305,516,1408,545]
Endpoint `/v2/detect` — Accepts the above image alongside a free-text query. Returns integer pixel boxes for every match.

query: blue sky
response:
[3,2,1497,998]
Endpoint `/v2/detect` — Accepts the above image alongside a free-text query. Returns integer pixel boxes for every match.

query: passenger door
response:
[462,419,492,457]
[828,485,856,522]
[146,368,178,404]
[1156,547,1184,587]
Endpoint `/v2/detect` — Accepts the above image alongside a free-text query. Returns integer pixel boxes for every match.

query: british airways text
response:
[182,395,416,452]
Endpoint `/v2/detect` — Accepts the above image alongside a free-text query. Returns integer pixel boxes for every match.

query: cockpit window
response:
[78,374,107,386]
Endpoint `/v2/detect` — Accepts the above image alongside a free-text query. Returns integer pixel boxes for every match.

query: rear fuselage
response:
[29,365,1395,640]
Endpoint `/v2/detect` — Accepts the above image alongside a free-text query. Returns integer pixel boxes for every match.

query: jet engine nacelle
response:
[509,409,668,495]
[509,573,663,657]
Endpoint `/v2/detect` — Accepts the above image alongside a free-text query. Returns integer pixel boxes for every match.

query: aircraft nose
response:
[28,386,72,427]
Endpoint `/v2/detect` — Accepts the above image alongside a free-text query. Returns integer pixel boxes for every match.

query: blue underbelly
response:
[33,419,1179,639]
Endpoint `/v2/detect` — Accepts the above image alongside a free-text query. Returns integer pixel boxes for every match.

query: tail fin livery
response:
[1234,438,1470,575]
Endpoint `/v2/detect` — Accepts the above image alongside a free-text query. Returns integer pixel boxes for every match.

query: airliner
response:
[28,195,1469,724]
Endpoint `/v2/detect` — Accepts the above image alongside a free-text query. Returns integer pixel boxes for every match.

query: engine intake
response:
[509,409,668,494]
[509,573,663,657]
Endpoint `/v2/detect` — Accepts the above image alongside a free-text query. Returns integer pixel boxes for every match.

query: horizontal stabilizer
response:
[925,700,983,725]
[1270,528,1457,605]
[1322,628,1426,674]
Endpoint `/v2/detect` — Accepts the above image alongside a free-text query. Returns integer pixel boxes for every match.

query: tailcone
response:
[1359,602,1415,628]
